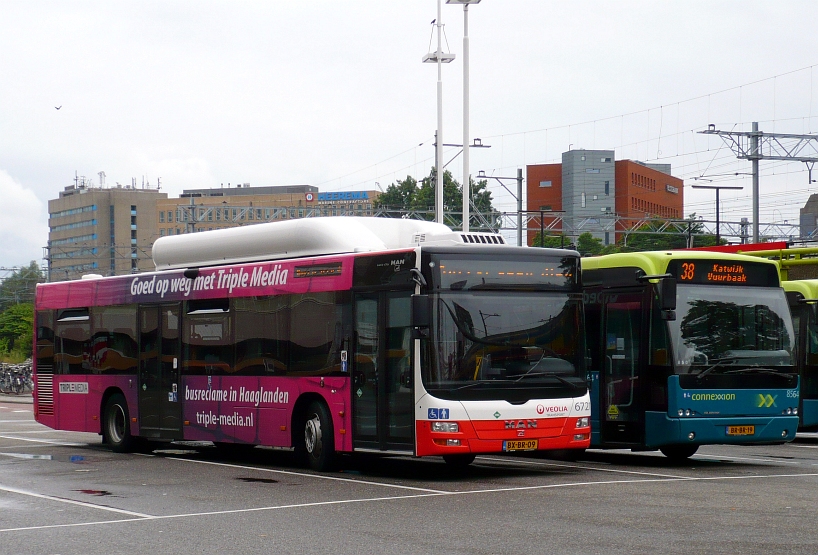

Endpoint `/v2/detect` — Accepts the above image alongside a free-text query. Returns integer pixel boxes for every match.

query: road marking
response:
[166,457,449,494]
[0,484,154,519]
[2,471,817,534]
[0,435,85,446]
[0,429,77,435]
[479,456,693,479]
[694,453,798,464]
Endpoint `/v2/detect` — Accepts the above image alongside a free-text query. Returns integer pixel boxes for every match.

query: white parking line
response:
[0,484,154,519]
[479,456,693,479]
[1,471,817,534]
[167,457,449,494]
[694,453,799,464]
[0,435,86,446]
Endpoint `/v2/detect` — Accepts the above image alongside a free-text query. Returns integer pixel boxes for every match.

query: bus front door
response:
[352,292,415,452]
[600,292,646,446]
[138,304,182,439]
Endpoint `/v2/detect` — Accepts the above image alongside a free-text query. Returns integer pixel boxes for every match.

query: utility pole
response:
[700,123,818,243]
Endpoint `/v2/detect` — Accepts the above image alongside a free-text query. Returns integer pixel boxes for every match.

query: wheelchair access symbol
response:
[428,408,450,420]
[756,394,777,408]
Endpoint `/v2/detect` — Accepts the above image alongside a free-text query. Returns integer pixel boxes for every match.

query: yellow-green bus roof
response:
[782,279,818,299]
[582,250,782,285]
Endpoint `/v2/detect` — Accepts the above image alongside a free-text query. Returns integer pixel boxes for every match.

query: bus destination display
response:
[666,259,778,287]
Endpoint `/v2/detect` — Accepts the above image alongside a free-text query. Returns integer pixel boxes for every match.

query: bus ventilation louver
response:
[413,233,428,243]
[460,234,505,245]
[36,367,54,415]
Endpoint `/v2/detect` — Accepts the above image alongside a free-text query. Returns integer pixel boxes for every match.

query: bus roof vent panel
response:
[151,217,454,270]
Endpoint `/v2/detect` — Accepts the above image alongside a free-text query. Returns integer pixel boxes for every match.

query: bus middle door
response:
[352,292,414,452]
[600,290,648,446]
[138,304,182,440]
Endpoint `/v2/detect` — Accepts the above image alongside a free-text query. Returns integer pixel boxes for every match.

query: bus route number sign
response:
[667,259,778,287]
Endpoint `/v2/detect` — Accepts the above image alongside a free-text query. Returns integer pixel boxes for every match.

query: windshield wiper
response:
[507,371,585,390]
[723,368,796,381]
[450,380,515,391]
[695,359,736,380]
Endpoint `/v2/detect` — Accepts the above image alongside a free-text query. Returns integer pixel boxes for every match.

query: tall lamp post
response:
[446,0,480,231]
[423,0,455,224]
[691,184,743,245]
[478,168,524,245]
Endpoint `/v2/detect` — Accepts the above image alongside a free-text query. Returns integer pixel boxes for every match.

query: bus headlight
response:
[431,422,459,433]
[576,417,589,428]
[678,409,684,416]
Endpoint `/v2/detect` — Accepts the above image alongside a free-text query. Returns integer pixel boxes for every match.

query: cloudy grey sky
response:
[1,1,817,269]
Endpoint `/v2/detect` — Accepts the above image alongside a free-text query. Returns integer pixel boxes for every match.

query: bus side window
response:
[90,305,138,375]
[55,320,90,374]
[183,309,233,376]
[233,296,289,376]
[36,311,55,373]
[288,292,349,376]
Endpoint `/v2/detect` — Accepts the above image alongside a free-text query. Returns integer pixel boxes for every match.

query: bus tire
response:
[443,454,476,469]
[303,401,336,472]
[660,444,699,461]
[103,394,136,453]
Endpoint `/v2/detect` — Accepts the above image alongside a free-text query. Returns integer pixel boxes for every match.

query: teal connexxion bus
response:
[582,250,799,460]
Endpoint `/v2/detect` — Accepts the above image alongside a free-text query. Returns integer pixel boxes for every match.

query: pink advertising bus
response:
[34,217,590,471]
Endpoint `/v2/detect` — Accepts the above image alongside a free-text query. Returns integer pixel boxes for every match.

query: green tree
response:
[374,167,498,230]
[619,215,721,252]
[576,232,604,257]
[0,261,45,312]
[0,303,33,360]
[531,233,569,248]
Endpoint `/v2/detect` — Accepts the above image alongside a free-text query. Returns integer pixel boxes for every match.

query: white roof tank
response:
[152,217,505,270]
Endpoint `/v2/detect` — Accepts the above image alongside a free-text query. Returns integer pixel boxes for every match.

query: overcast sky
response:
[1,1,817,270]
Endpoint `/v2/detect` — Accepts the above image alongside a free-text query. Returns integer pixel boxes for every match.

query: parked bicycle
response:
[0,361,33,395]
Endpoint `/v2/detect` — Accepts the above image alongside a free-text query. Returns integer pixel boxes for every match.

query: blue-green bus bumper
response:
[644,411,799,448]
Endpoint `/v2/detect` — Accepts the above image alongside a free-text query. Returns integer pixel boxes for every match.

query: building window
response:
[581,155,586,161]
[604,181,610,195]
[539,180,552,188]
[581,192,586,208]
[540,205,552,211]
[159,212,165,223]
[168,210,173,222]
[586,168,600,174]
[160,229,165,237]
[601,157,612,162]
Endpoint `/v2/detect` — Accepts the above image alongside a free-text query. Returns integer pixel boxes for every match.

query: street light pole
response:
[423,0,455,224]
[447,0,481,232]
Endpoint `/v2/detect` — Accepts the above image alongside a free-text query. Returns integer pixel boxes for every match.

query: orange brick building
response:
[526,150,683,246]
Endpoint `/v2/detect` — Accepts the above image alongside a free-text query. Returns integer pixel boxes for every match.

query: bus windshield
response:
[422,292,584,400]
[669,284,794,375]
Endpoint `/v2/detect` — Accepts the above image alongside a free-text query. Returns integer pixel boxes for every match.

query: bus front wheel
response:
[659,444,699,461]
[103,394,136,453]
[303,401,336,472]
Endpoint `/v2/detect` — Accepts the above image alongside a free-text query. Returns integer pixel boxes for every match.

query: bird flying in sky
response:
[55,106,61,110]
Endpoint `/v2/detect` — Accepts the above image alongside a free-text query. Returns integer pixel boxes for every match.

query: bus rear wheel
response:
[103,394,136,453]
[660,444,699,461]
[303,401,336,472]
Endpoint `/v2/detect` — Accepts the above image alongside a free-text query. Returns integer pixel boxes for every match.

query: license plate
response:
[503,439,538,451]
[726,425,755,436]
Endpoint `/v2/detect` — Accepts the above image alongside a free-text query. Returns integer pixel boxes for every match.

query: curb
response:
[0,394,34,405]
